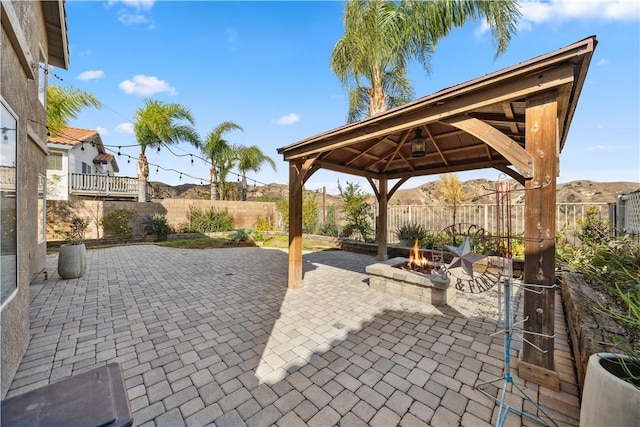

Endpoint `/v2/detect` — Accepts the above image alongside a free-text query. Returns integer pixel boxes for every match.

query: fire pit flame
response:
[408,239,429,267]
[401,239,437,274]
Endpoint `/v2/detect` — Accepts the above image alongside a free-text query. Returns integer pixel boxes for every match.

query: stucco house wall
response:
[1,0,68,397]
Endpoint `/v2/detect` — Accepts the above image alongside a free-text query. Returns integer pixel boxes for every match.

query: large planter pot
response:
[399,239,415,247]
[57,243,87,279]
[580,353,640,426]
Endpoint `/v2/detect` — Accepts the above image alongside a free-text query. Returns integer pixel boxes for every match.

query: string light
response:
[34,74,272,187]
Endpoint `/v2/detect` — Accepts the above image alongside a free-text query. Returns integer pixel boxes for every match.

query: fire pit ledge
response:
[366,257,452,306]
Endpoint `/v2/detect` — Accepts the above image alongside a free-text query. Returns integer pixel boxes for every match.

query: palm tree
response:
[236,145,277,201]
[46,85,102,135]
[133,100,200,202]
[331,0,520,122]
[201,121,243,200]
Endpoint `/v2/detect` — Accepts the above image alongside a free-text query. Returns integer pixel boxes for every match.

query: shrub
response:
[319,205,340,237]
[102,208,136,238]
[186,207,234,233]
[255,214,275,232]
[228,227,255,242]
[55,216,89,244]
[143,214,172,241]
[557,214,640,368]
[338,181,373,242]
[396,223,427,245]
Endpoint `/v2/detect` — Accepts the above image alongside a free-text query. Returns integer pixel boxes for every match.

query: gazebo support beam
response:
[519,92,560,390]
[373,177,388,260]
[443,116,533,178]
[287,157,317,289]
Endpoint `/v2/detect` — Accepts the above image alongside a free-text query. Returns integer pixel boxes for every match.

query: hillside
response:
[150,179,639,205]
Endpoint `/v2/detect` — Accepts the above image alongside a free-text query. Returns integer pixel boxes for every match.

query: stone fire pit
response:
[366,257,452,306]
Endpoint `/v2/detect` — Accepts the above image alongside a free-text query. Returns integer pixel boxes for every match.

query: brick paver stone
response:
[9,247,582,427]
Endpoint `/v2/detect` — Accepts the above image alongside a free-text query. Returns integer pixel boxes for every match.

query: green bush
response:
[143,214,172,241]
[338,181,373,242]
[186,207,234,233]
[102,208,136,238]
[319,205,340,237]
[255,214,275,232]
[396,223,427,245]
[228,227,255,242]
[557,213,640,373]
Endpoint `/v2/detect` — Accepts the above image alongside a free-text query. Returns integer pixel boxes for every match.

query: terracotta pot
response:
[580,353,640,426]
[57,243,87,279]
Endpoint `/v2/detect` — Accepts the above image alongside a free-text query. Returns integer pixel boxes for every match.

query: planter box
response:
[560,270,632,392]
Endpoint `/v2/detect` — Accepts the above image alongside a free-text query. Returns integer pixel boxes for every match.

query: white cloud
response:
[77,70,104,81]
[108,0,155,12]
[116,123,134,134]
[519,0,640,26]
[96,126,109,135]
[119,75,177,96]
[274,113,300,126]
[597,58,609,66]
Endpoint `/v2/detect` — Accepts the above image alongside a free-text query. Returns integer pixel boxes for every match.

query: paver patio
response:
[7,245,580,426]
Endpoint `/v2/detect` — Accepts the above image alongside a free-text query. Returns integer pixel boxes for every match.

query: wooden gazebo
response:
[278,36,597,388]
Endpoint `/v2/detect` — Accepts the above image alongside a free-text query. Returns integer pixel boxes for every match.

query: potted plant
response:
[395,223,428,247]
[57,216,89,279]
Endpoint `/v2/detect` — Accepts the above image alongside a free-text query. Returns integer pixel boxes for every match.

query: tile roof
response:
[48,126,98,147]
[93,153,114,164]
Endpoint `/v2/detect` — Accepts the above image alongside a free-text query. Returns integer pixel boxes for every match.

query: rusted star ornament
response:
[446,237,485,278]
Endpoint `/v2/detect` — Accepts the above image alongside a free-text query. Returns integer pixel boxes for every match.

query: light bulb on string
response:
[81,143,85,151]
[179,173,182,180]
[156,166,159,174]
[117,147,121,156]
[157,147,161,153]
[190,155,194,165]
[127,156,130,164]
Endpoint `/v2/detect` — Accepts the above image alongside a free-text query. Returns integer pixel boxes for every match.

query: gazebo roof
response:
[278,36,596,184]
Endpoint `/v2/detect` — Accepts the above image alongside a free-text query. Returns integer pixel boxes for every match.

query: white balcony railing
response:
[69,173,149,199]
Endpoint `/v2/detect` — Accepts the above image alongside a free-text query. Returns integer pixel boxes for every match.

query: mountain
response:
[150,179,639,205]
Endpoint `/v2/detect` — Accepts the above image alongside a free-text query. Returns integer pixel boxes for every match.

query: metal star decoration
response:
[446,237,486,278]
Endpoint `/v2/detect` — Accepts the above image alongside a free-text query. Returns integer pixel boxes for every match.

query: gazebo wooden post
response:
[519,92,560,390]
[288,159,304,289]
[376,177,388,260]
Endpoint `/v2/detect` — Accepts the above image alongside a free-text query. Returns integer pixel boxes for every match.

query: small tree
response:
[338,181,373,242]
[320,205,340,237]
[438,173,470,229]
[302,190,320,234]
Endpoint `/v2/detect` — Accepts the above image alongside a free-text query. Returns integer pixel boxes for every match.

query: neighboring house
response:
[47,126,142,201]
[1,0,69,396]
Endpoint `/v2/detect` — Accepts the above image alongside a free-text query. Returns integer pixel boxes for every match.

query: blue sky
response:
[55,0,639,193]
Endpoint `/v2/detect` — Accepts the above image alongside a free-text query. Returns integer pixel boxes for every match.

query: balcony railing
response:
[69,173,150,199]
